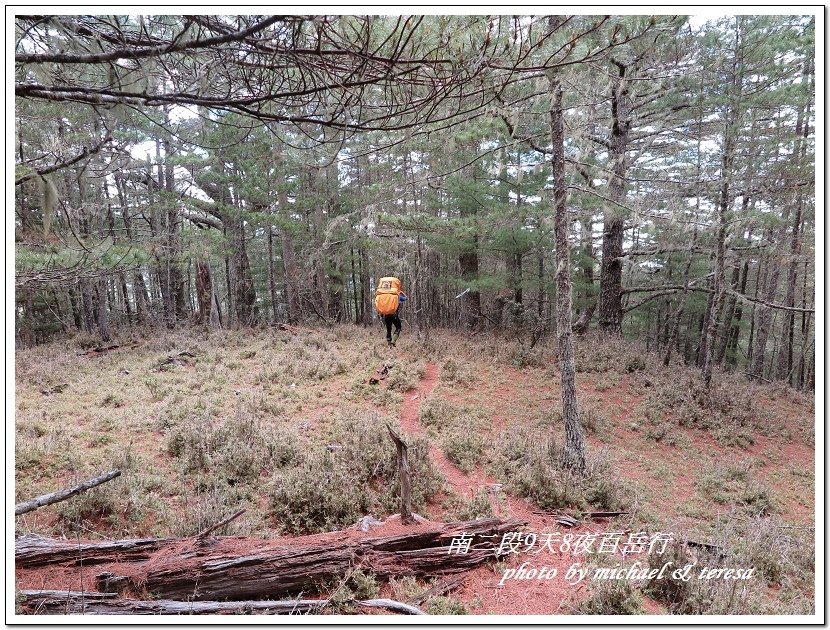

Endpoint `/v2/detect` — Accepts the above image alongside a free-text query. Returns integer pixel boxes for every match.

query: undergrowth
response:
[269,408,443,534]
[486,414,630,512]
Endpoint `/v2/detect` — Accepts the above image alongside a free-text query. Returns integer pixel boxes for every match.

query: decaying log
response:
[686,539,727,558]
[40,383,69,396]
[156,351,196,370]
[386,424,414,525]
[15,470,122,516]
[20,591,321,615]
[584,511,629,519]
[95,572,130,594]
[357,599,424,615]
[16,517,525,601]
[531,510,629,526]
[137,517,525,601]
[15,517,525,605]
[17,590,424,616]
[15,533,173,568]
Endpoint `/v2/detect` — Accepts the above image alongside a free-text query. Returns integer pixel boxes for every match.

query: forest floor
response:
[13,325,816,617]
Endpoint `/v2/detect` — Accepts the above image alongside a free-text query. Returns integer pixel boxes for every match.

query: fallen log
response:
[15,534,173,568]
[357,599,424,615]
[15,470,122,516]
[40,383,69,396]
[78,344,120,357]
[17,590,425,615]
[15,517,524,601]
[138,517,525,600]
[195,508,246,540]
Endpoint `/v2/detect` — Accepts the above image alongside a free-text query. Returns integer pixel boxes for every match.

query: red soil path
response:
[395,362,626,615]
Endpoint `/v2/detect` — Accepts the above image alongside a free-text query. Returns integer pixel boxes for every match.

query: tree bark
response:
[386,425,414,525]
[548,62,585,473]
[95,279,112,342]
[597,58,631,335]
[776,57,811,383]
[195,260,212,325]
[360,246,372,325]
[17,517,525,602]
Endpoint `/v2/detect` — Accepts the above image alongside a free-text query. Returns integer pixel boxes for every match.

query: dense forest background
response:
[14,14,815,389]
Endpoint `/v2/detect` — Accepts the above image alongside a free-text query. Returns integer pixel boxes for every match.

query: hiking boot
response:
[391,331,400,345]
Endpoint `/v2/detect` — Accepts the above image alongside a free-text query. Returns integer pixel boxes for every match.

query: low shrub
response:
[487,424,629,512]
[269,410,443,534]
[645,372,771,446]
[696,461,775,516]
[166,405,301,482]
[426,596,468,615]
[442,489,495,521]
[574,580,644,615]
[419,396,489,472]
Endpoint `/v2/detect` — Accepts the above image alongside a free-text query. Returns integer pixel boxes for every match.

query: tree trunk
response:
[701,118,736,386]
[18,591,425,616]
[387,425,414,525]
[266,226,279,323]
[163,133,187,321]
[459,245,481,330]
[95,279,112,342]
[548,65,585,474]
[79,278,96,333]
[360,246,372,325]
[597,58,631,335]
[776,58,811,383]
[195,260,212,325]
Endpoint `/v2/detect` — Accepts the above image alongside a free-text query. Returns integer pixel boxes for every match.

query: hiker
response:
[375,276,407,347]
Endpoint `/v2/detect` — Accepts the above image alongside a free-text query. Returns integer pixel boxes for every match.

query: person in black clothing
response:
[383,292,407,346]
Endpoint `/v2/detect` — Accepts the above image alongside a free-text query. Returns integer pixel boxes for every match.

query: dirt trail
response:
[397,362,613,614]
[399,363,536,521]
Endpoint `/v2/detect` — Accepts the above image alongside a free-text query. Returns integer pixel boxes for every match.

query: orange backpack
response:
[375,277,402,315]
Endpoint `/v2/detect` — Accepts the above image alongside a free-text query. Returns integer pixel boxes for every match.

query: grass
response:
[13,324,815,615]
[641,516,814,615]
[269,408,442,534]
[419,395,489,473]
[486,416,630,512]
[695,461,776,517]
[442,488,496,521]
[573,580,644,615]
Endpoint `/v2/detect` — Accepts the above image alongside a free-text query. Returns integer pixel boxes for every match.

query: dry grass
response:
[14,324,815,615]
[13,325,438,538]
[486,416,631,512]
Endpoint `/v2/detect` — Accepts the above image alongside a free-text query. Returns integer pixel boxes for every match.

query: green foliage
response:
[347,570,380,600]
[419,395,489,473]
[645,371,771,446]
[642,515,814,616]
